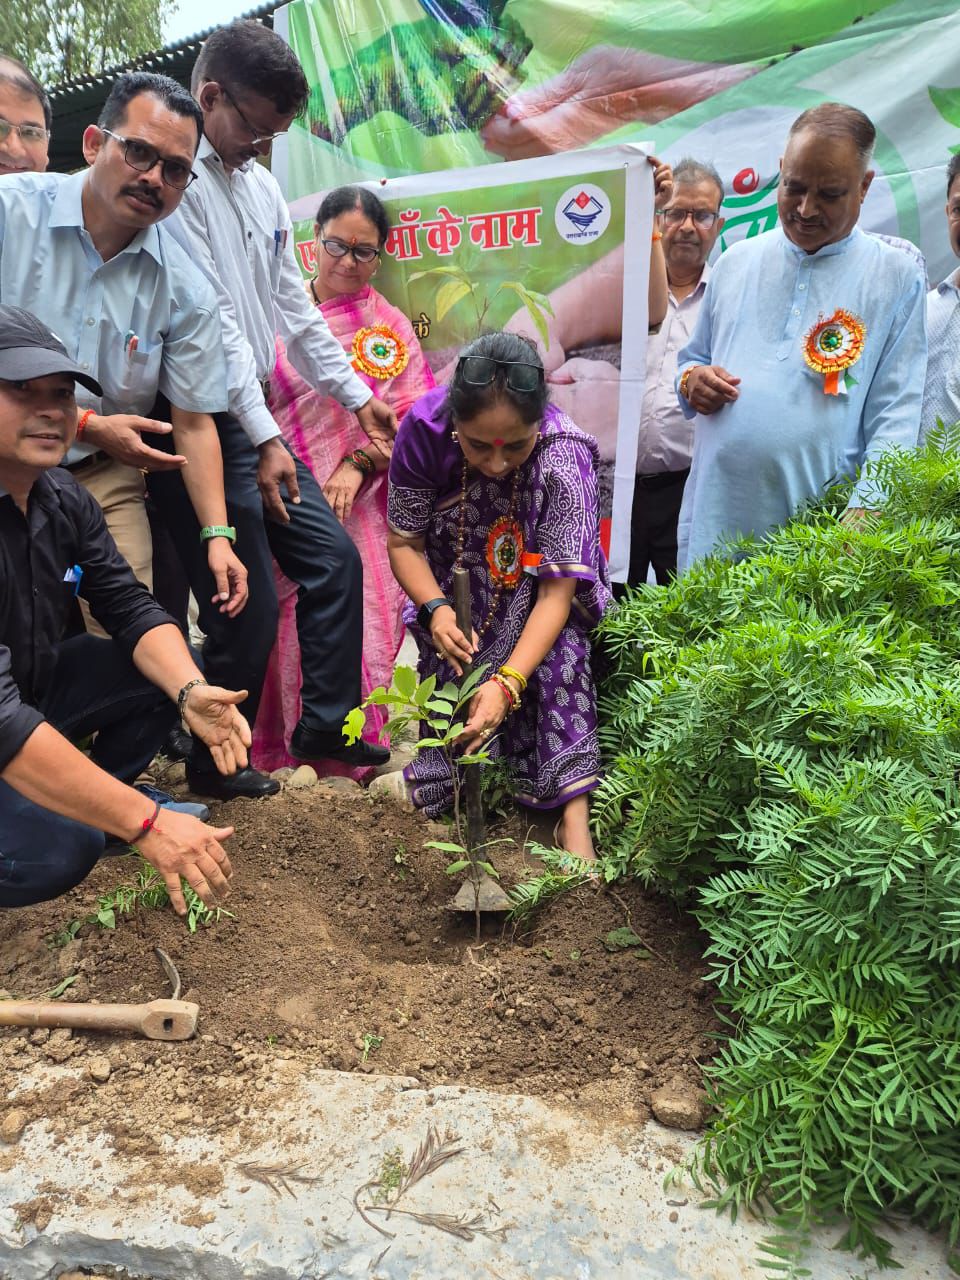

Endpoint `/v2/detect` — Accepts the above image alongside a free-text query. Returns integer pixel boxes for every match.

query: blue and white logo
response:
[555,183,611,244]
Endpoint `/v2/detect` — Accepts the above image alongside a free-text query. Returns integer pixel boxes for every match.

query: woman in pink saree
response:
[252,187,435,775]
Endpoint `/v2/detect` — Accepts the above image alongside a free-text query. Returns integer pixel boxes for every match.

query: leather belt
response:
[635,468,690,491]
[64,450,110,474]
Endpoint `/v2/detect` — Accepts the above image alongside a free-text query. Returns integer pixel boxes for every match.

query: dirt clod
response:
[650,1076,709,1131]
[0,1108,28,1143]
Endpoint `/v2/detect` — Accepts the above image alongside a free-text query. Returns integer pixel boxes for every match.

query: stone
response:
[43,1029,77,1063]
[368,770,415,813]
[87,1056,112,1084]
[403,930,421,946]
[322,776,362,793]
[650,1078,708,1132]
[271,767,294,782]
[0,1110,27,1144]
[287,765,319,789]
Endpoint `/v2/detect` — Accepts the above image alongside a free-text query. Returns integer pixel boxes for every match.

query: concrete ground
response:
[0,1061,951,1280]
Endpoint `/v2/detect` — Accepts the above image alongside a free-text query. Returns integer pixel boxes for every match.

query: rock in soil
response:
[287,764,319,789]
[0,1108,28,1143]
[650,1076,709,1131]
[87,1055,112,1083]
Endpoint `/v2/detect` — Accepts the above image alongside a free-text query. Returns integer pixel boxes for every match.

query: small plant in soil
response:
[347,661,506,940]
[360,1032,384,1062]
[55,855,233,938]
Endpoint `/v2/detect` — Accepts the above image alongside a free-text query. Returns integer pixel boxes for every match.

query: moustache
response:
[122,185,161,208]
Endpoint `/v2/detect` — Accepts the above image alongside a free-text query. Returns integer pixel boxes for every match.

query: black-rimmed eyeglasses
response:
[658,208,721,228]
[458,355,544,393]
[101,129,197,190]
[320,237,381,264]
[221,86,288,147]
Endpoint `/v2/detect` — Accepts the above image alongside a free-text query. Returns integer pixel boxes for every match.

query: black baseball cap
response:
[0,305,103,396]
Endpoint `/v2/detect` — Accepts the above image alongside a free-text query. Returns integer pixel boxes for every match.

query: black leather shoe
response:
[185,764,280,799]
[163,726,194,762]
[290,722,390,767]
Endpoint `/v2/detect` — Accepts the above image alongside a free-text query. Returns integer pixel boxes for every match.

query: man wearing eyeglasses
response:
[0,70,249,654]
[628,157,725,586]
[156,19,399,787]
[0,54,50,176]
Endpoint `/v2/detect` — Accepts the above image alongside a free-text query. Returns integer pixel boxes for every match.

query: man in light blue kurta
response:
[675,104,927,571]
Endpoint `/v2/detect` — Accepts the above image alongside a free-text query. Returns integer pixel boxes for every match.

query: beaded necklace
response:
[454,457,522,643]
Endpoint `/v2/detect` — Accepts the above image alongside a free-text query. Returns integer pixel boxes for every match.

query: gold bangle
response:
[498,664,528,692]
[679,366,697,401]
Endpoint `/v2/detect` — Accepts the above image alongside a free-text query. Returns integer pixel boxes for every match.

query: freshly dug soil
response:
[0,780,718,1165]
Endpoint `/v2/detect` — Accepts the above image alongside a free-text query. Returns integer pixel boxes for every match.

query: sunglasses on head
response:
[457,355,544,393]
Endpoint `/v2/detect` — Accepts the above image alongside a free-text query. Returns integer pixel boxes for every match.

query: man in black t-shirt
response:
[0,306,249,911]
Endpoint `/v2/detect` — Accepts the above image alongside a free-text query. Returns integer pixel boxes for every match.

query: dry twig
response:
[236,1160,322,1199]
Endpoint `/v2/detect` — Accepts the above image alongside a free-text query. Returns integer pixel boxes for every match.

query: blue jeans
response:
[0,634,175,908]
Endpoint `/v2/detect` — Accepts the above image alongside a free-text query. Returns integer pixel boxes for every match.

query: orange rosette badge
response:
[802,309,866,396]
[486,517,524,588]
[352,325,410,380]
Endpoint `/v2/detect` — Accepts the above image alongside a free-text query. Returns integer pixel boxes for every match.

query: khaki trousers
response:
[73,456,154,638]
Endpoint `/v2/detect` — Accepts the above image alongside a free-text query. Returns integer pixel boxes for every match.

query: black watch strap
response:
[417,596,452,631]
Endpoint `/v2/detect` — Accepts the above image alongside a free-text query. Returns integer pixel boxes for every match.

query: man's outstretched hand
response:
[182,685,251,775]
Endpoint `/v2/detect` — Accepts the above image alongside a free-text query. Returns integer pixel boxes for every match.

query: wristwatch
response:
[417,597,452,631]
[200,524,237,543]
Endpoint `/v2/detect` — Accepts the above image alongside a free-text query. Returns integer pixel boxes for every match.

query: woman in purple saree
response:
[385,332,611,860]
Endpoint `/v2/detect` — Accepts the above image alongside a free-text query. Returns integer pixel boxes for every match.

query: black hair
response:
[446,332,547,427]
[0,54,51,131]
[98,72,202,148]
[192,20,309,118]
[948,152,960,199]
[788,103,876,171]
[672,156,724,208]
[316,185,390,245]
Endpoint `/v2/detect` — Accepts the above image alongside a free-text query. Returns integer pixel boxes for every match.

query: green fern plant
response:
[593,426,960,1274]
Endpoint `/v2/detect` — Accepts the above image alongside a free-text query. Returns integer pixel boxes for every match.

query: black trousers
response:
[626,468,690,588]
[146,411,363,767]
[0,635,176,908]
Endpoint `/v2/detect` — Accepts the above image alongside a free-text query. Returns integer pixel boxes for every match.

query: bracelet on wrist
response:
[177,677,207,726]
[498,664,528,693]
[678,366,696,401]
[133,798,162,844]
[200,525,236,544]
[344,448,375,476]
[489,672,520,713]
[76,408,95,441]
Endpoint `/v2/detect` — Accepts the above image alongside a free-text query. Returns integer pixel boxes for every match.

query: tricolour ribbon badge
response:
[802,309,866,396]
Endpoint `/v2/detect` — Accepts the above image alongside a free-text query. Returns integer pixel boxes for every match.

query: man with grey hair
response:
[676,103,927,569]
[628,157,724,585]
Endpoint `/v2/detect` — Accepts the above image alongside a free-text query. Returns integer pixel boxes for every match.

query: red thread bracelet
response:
[76,409,95,441]
[139,799,161,837]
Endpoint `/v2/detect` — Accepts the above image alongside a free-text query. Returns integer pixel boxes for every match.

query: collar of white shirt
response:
[197,133,256,177]
[47,169,164,265]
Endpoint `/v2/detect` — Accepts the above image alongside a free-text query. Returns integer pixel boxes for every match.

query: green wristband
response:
[200,524,236,543]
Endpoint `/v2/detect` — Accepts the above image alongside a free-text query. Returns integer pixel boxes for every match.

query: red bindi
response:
[492,437,505,447]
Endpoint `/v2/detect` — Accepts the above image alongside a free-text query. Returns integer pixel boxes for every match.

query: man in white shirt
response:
[628,158,725,586]
[155,21,398,797]
[920,152,960,442]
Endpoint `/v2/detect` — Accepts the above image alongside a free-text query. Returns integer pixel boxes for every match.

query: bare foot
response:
[555,795,596,864]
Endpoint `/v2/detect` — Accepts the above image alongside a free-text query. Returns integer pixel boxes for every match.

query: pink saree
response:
[251,284,435,775]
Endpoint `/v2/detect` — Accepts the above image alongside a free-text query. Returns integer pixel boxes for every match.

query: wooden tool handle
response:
[0,998,199,1040]
[0,1001,146,1032]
